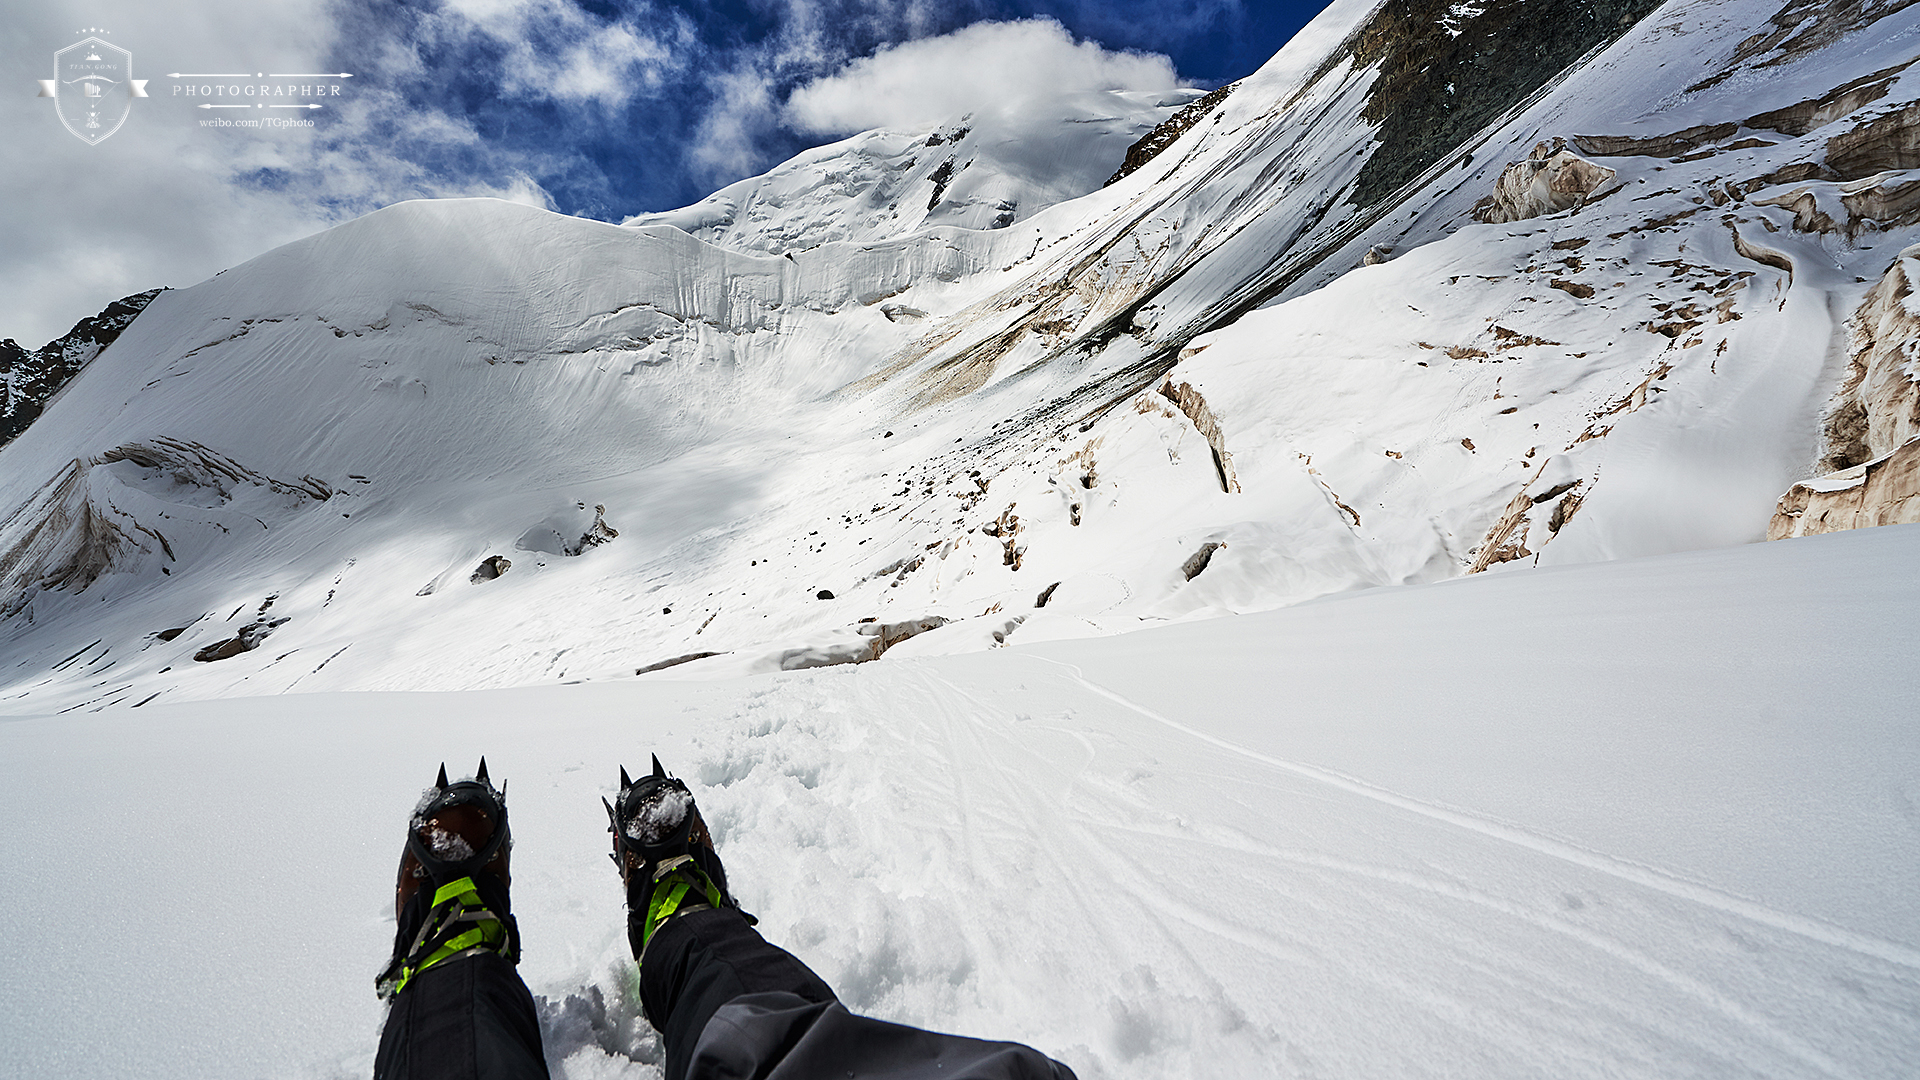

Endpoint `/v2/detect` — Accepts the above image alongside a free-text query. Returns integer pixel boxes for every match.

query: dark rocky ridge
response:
[1348,0,1666,206]
[1106,84,1238,187]
[1,288,166,448]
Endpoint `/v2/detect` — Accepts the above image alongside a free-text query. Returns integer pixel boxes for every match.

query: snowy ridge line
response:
[1041,658,1920,971]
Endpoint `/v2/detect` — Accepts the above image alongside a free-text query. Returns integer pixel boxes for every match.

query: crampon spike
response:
[435,763,449,790]
[620,765,633,790]
[651,753,667,779]
[476,757,490,785]
[603,796,617,827]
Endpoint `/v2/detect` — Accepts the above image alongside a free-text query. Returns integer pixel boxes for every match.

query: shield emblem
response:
[49,38,142,145]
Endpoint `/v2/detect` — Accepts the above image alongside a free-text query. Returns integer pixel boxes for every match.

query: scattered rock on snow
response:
[515,503,618,557]
[634,650,724,675]
[1181,541,1224,581]
[191,616,288,663]
[470,555,511,582]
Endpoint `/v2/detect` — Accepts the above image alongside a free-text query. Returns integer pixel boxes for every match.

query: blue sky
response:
[2,1,1327,347]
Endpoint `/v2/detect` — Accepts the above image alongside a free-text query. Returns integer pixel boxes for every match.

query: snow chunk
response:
[623,784,690,846]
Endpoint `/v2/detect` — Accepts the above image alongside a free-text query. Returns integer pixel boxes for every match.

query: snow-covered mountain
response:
[624,88,1205,253]
[1,0,1916,720]
[6,2,1920,1078]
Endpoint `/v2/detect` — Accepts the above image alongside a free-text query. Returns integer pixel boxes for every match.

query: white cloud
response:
[786,17,1183,134]
[692,69,780,180]
[435,0,684,110]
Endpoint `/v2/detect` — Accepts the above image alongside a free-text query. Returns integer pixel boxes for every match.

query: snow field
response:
[3,525,1915,1079]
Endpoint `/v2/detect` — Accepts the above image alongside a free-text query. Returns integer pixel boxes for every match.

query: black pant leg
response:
[374,952,551,1080]
[690,994,1078,1080]
[640,908,1077,1080]
[639,907,838,1080]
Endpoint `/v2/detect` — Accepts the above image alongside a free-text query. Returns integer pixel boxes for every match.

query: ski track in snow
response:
[1046,658,1920,974]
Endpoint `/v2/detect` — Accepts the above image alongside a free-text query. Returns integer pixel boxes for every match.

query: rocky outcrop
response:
[1159,380,1241,493]
[193,616,288,662]
[1181,541,1224,580]
[1473,140,1617,223]
[1,288,165,448]
[1770,441,1920,539]
[1826,100,1920,179]
[470,555,511,582]
[1771,247,1920,538]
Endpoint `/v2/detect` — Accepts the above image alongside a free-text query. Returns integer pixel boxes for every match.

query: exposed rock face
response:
[1770,442,1920,538]
[1473,140,1617,224]
[1,289,165,448]
[1827,100,1920,179]
[1771,247,1920,539]
[1159,380,1241,494]
[1347,0,1663,206]
[1828,247,1920,468]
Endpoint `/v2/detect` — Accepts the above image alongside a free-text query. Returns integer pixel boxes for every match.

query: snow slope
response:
[3,525,1915,1079]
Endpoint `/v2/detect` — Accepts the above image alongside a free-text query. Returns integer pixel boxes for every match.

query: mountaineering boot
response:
[376,758,522,998]
[607,755,754,966]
